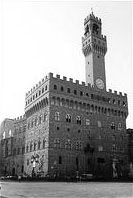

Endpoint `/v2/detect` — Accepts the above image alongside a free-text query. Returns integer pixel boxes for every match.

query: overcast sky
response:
[0,1,132,128]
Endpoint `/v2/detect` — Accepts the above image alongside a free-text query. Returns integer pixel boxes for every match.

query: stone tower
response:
[82,12,107,91]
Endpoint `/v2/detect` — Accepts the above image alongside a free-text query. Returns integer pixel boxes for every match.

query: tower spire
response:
[82,13,107,91]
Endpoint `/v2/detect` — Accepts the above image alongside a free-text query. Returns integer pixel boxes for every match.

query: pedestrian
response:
[18,175,21,182]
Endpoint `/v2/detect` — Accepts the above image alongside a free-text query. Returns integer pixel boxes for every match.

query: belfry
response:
[82,12,107,91]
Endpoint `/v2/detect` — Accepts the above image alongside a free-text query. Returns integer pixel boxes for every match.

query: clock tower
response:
[82,12,107,91]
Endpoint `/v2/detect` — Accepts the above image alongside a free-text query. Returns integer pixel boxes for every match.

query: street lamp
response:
[31,153,39,177]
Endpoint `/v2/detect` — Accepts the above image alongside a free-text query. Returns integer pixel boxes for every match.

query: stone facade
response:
[0,12,129,178]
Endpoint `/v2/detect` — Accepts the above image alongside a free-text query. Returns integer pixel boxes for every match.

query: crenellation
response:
[48,72,53,79]
[63,76,67,81]
[119,92,122,96]
[87,83,91,88]
[114,91,117,95]
[82,82,85,86]
[75,80,79,84]
[124,93,127,97]
[69,78,73,83]
[36,84,38,88]
[109,89,112,93]
[42,78,44,83]
[56,74,60,79]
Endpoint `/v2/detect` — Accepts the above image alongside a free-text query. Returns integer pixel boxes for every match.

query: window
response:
[98,120,102,128]
[36,93,38,98]
[57,126,60,130]
[67,88,71,93]
[61,86,64,92]
[111,122,115,130]
[30,143,33,152]
[28,122,30,130]
[113,99,116,104]
[74,90,77,95]
[45,85,47,91]
[34,142,36,151]
[38,140,41,149]
[39,90,41,96]
[67,128,70,132]
[54,138,60,148]
[54,85,57,90]
[44,113,47,122]
[118,123,122,131]
[65,139,72,149]
[76,141,82,150]
[35,117,37,126]
[66,114,71,123]
[43,139,46,149]
[76,116,81,125]
[17,148,20,155]
[98,146,103,152]
[39,115,42,125]
[42,88,44,93]
[59,156,62,164]
[86,119,90,125]
[80,91,83,96]
[31,120,34,128]
[97,158,105,163]
[55,112,60,121]
[22,147,25,154]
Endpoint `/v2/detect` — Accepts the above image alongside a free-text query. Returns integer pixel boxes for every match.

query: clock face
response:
[96,78,104,89]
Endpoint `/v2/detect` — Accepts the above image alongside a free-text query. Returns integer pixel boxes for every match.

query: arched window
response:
[76,116,81,125]
[38,140,41,150]
[34,142,36,151]
[111,122,115,130]
[59,156,62,164]
[54,138,60,148]
[54,84,57,90]
[65,139,72,149]
[43,138,46,148]
[66,114,71,123]
[55,112,60,121]
[76,141,82,150]
[30,143,33,152]
[35,117,37,126]
[61,86,64,92]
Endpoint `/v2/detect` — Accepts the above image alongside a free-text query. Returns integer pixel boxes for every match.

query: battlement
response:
[26,72,53,98]
[14,114,26,121]
[84,12,101,25]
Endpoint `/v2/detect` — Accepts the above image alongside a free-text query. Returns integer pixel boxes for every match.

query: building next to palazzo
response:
[0,12,129,179]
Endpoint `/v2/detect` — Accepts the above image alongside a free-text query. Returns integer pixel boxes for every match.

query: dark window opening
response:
[74,90,77,95]
[97,158,105,163]
[59,156,62,164]
[61,86,64,92]
[67,88,71,93]
[54,85,57,90]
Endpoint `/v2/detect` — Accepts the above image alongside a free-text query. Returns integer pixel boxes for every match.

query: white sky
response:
[0,1,132,128]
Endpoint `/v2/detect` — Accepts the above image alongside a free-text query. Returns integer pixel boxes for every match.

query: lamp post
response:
[31,153,39,177]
